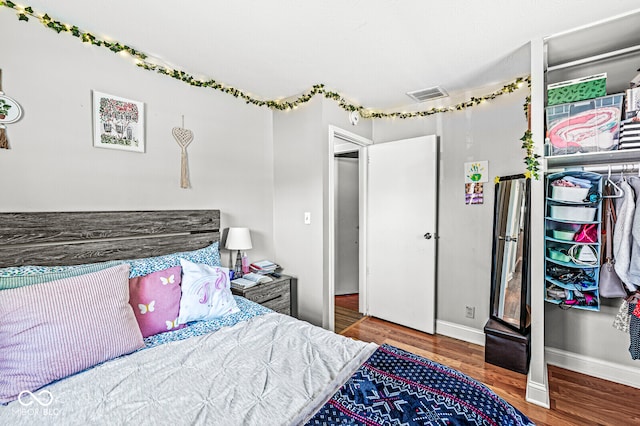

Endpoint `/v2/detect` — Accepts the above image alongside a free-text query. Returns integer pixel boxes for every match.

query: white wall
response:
[371,43,533,338]
[373,89,530,332]
[371,42,532,334]
[272,99,325,325]
[0,12,276,265]
[272,98,372,325]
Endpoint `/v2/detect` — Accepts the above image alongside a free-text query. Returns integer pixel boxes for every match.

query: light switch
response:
[304,212,311,225]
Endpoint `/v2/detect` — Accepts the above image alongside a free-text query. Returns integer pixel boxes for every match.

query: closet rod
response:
[579,163,640,174]
[547,44,640,72]
[547,163,640,174]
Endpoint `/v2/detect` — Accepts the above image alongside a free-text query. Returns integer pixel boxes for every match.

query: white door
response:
[366,135,438,334]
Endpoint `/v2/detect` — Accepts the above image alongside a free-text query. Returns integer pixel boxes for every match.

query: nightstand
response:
[231,274,292,315]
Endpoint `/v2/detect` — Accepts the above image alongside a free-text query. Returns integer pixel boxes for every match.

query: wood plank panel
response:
[0,232,218,267]
[0,210,220,245]
[340,316,640,426]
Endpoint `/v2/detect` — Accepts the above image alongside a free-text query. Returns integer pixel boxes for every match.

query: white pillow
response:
[178,259,239,324]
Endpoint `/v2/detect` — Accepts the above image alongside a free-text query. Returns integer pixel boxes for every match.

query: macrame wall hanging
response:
[171,116,193,189]
[0,70,24,149]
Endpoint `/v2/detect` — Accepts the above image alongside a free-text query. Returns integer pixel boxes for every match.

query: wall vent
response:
[406,86,448,103]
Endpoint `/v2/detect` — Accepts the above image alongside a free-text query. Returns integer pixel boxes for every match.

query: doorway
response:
[334,150,363,333]
[327,126,371,332]
[326,129,438,335]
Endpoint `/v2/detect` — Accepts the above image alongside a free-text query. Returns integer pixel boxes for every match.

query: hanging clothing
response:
[630,302,640,360]
[613,179,638,292]
[613,300,631,333]
[629,176,640,290]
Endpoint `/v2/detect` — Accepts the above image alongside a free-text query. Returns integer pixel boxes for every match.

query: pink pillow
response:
[0,264,144,403]
[129,266,185,337]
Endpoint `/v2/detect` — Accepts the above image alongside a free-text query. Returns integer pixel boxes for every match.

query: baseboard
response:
[546,346,640,390]
[434,325,640,393]
[435,320,485,346]
[526,373,550,408]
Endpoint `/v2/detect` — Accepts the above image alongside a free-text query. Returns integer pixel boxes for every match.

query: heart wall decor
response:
[171,123,194,189]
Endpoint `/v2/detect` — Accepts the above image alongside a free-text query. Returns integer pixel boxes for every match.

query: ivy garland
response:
[521,94,541,179]
[1,2,531,116]
[1,1,538,176]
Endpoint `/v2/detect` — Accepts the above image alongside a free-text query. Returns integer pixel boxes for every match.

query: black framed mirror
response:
[489,174,531,334]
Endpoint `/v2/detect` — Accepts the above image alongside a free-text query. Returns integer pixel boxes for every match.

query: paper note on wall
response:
[464,161,488,183]
[465,182,484,205]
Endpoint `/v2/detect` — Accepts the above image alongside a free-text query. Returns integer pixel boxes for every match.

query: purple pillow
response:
[129,266,185,337]
[0,264,144,403]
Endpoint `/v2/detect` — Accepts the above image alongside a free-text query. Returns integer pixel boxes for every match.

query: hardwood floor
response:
[336,293,360,311]
[335,294,363,334]
[340,316,640,426]
[335,305,363,334]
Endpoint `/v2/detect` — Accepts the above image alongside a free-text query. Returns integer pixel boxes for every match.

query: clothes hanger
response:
[602,164,624,199]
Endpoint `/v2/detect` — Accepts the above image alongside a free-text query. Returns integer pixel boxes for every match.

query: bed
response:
[0,210,533,425]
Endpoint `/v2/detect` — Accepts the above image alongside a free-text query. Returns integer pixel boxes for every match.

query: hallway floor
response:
[334,293,362,334]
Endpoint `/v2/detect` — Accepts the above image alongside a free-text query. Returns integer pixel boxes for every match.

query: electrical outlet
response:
[465,306,475,319]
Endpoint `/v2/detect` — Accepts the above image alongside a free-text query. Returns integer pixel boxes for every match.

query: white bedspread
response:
[0,313,376,426]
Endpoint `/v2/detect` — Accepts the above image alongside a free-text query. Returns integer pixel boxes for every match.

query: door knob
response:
[424,233,432,239]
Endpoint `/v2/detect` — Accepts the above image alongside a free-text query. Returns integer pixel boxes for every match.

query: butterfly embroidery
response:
[160,274,175,285]
[138,301,155,314]
[166,318,179,330]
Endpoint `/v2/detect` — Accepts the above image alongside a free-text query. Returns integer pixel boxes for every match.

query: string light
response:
[1,1,531,120]
[1,1,538,177]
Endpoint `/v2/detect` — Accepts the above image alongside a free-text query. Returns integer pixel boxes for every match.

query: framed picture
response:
[0,93,23,124]
[92,91,145,153]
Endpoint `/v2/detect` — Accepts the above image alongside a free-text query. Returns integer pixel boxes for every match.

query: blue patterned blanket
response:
[307,344,534,426]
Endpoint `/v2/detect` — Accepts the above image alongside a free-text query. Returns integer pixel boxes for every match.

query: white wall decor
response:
[464,161,489,183]
[0,69,23,149]
[172,117,194,189]
[93,91,145,153]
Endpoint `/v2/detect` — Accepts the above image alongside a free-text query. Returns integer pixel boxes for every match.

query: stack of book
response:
[249,260,278,274]
[620,87,640,150]
[231,272,273,290]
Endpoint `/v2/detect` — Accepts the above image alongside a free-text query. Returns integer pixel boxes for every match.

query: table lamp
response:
[225,227,252,277]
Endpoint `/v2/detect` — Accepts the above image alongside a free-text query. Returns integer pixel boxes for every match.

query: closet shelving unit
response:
[543,11,640,311]
[544,171,602,311]
[525,11,640,407]
[545,11,640,169]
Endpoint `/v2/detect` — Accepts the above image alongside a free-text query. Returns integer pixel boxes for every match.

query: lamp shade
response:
[225,227,252,250]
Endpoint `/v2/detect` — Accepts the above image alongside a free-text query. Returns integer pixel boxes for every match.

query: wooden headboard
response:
[0,210,220,267]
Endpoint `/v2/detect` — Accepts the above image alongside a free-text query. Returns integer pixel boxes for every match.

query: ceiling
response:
[15,1,640,111]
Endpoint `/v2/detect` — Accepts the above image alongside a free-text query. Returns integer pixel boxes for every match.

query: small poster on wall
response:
[93,91,145,153]
[464,161,488,183]
[465,182,484,205]
[464,161,488,205]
